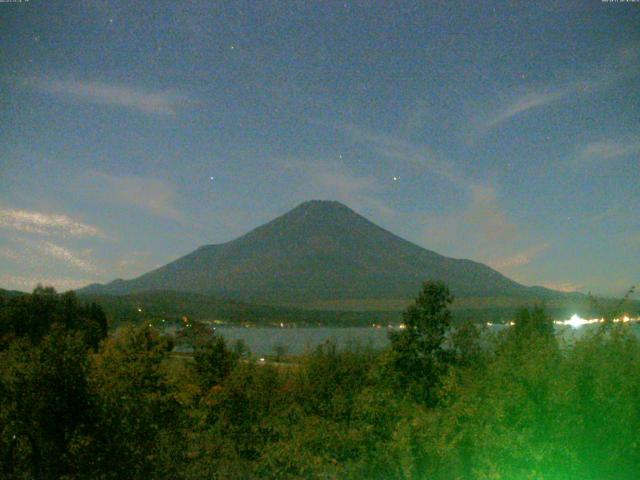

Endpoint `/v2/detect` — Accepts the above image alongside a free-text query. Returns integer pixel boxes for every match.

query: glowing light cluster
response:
[483,314,638,329]
[554,314,637,329]
[556,314,599,328]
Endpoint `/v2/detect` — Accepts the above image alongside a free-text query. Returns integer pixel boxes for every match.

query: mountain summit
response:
[80,200,558,302]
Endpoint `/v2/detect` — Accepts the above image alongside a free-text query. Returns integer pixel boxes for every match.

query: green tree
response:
[85,325,184,479]
[450,319,484,366]
[389,281,453,405]
[589,285,636,329]
[0,328,92,479]
[193,334,238,390]
[513,305,554,340]
[0,287,108,350]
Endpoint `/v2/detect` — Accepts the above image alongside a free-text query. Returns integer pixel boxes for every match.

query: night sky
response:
[1,1,638,295]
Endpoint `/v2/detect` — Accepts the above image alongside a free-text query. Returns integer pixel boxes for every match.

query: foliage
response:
[588,285,636,327]
[389,280,454,404]
[0,286,107,350]
[0,328,91,479]
[2,284,640,479]
[193,334,238,390]
[84,325,184,479]
[512,304,555,340]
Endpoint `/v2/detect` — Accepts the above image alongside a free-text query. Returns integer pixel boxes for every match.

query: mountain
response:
[80,200,566,304]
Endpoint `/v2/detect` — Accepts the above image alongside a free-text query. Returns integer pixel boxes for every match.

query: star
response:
[210,176,214,181]
[393,176,399,181]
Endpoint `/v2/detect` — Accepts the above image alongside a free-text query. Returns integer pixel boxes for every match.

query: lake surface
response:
[215,326,389,355]
[213,323,640,356]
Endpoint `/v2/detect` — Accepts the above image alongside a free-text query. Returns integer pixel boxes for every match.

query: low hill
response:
[0,288,27,299]
[77,290,601,327]
[78,290,401,327]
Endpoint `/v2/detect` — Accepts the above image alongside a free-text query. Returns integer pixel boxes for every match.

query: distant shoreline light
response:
[481,313,637,329]
[555,313,634,329]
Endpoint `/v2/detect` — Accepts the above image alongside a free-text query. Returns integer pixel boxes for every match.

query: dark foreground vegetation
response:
[1,284,639,479]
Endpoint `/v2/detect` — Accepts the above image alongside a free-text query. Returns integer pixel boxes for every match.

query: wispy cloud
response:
[21,76,189,115]
[579,139,640,161]
[464,186,519,244]
[36,241,100,274]
[336,125,526,256]
[489,242,549,270]
[416,183,524,266]
[482,90,567,131]
[474,46,639,136]
[89,172,185,221]
[345,125,472,190]
[3,236,101,274]
[308,124,552,277]
[0,207,103,237]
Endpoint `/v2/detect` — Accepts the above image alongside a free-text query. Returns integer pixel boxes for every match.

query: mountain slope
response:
[80,200,563,302]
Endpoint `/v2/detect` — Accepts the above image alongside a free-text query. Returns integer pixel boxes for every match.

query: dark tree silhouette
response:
[389,280,453,405]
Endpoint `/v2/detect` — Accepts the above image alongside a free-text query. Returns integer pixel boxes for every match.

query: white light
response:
[568,314,587,328]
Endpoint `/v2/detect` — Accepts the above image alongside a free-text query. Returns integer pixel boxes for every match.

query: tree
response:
[389,281,453,405]
[513,305,554,340]
[85,325,184,479]
[450,319,484,366]
[193,335,238,390]
[589,285,636,329]
[0,287,108,350]
[0,327,92,479]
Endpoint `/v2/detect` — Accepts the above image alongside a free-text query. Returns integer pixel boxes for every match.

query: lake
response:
[214,326,390,355]
[212,322,640,356]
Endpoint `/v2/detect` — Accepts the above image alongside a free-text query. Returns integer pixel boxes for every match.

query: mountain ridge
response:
[79,200,569,302]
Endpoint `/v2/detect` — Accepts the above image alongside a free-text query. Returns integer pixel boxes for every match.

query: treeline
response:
[77,290,402,328]
[1,283,640,479]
